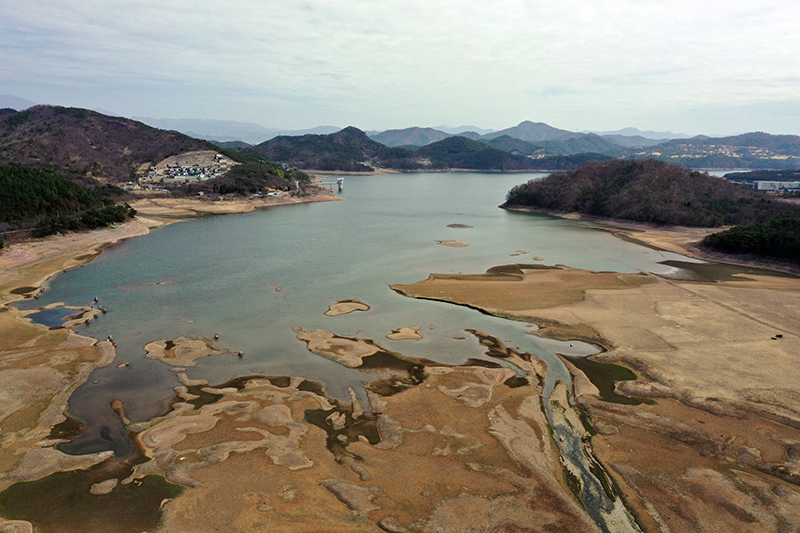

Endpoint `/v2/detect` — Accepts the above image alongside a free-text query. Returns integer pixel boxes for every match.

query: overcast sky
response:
[3,0,799,135]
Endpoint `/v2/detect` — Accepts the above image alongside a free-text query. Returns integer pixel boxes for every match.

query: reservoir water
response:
[21,172,697,459]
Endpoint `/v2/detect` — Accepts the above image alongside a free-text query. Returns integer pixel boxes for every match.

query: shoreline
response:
[392,220,800,530]
[0,193,337,492]
[3,199,800,531]
[503,204,800,276]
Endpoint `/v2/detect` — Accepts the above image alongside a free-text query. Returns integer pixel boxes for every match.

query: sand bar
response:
[323,300,370,316]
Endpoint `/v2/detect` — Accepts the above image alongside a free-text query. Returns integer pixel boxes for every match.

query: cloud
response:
[1,0,799,132]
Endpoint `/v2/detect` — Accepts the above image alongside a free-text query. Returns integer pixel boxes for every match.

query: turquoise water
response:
[21,172,697,457]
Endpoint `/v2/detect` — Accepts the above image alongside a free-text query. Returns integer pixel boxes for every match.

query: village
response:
[130,150,238,189]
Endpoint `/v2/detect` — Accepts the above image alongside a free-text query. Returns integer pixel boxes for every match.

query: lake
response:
[20,172,699,457]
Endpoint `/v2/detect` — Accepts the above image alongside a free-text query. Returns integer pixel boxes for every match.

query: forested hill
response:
[416,136,600,171]
[248,126,416,171]
[241,127,610,172]
[369,127,452,147]
[0,165,136,238]
[503,159,793,227]
[0,106,215,182]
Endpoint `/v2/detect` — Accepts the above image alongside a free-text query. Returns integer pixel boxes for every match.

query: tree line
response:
[0,164,136,237]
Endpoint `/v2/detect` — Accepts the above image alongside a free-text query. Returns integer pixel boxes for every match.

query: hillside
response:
[703,211,800,262]
[633,132,800,169]
[0,165,109,225]
[483,120,579,142]
[0,164,136,236]
[0,106,216,183]
[485,134,624,157]
[369,127,451,147]
[503,159,791,227]
[248,126,418,171]
[196,160,310,195]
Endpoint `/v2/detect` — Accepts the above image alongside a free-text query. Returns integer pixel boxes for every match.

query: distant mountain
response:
[634,132,800,169]
[0,95,36,111]
[248,126,417,171]
[134,117,278,144]
[599,134,665,148]
[416,137,607,171]
[483,121,579,142]
[369,127,451,147]
[483,135,547,157]
[484,133,624,157]
[456,131,484,141]
[417,137,539,171]
[211,140,253,150]
[591,127,690,140]
[0,106,216,182]
[723,169,800,183]
[435,125,497,136]
[692,132,800,154]
[133,117,341,144]
[534,134,625,156]
[243,127,608,172]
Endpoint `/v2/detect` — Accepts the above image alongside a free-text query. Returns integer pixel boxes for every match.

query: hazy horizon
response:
[3,1,799,136]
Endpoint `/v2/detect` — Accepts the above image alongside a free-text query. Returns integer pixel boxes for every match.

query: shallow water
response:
[24,306,83,328]
[19,172,698,458]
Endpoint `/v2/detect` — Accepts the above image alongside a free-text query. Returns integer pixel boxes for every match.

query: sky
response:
[2,0,800,135]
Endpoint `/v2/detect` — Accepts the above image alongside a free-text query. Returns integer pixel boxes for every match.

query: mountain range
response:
[2,104,800,184]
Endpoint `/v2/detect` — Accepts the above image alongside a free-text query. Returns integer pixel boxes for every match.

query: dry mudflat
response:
[3,204,800,532]
[393,223,800,531]
[0,218,161,502]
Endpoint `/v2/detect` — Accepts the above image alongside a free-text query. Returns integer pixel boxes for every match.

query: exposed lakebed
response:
[10,172,709,531]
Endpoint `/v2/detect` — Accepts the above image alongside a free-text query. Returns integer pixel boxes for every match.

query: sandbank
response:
[393,223,800,530]
[129,192,339,223]
[386,326,422,340]
[143,337,231,367]
[323,300,371,316]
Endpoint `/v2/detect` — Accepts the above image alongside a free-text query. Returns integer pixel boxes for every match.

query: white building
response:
[753,181,800,191]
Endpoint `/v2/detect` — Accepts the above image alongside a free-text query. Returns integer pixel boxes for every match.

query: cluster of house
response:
[135,151,237,187]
